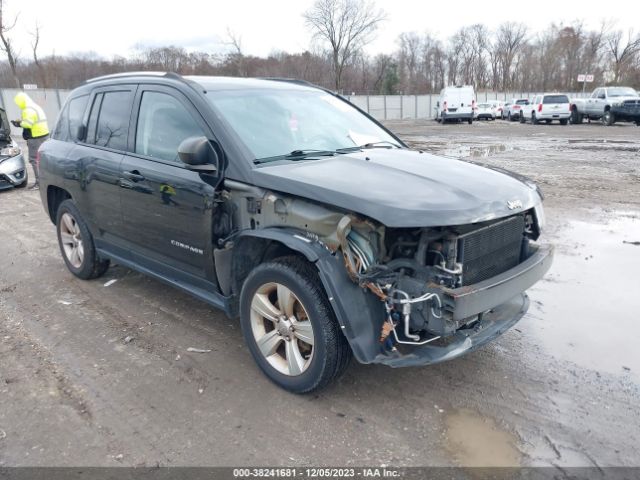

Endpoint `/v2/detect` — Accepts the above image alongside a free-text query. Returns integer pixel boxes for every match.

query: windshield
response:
[607,87,637,97]
[206,88,399,161]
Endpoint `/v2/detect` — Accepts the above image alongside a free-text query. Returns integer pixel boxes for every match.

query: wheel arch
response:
[46,185,72,224]
[231,228,384,363]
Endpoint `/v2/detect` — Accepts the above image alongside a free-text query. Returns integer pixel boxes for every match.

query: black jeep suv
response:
[39,73,553,392]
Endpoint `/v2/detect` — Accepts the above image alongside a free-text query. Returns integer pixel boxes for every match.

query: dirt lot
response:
[1,120,639,468]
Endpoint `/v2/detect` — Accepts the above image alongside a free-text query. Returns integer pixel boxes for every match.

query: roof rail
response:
[260,77,330,91]
[85,71,183,84]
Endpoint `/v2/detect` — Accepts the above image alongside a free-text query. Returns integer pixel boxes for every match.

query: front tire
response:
[56,200,110,280]
[239,256,351,393]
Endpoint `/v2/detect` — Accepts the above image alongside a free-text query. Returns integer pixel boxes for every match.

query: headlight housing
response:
[0,146,20,157]
[0,155,24,175]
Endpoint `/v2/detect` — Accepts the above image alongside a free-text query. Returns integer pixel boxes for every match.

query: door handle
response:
[122,170,145,182]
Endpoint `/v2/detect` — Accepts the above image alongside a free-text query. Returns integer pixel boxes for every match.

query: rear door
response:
[587,89,600,116]
[118,85,217,283]
[72,86,135,248]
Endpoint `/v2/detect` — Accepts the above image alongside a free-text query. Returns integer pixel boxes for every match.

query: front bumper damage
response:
[370,244,553,367]
[374,293,529,367]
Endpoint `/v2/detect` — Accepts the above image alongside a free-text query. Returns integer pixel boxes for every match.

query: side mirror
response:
[76,125,86,142]
[436,101,440,107]
[178,136,219,172]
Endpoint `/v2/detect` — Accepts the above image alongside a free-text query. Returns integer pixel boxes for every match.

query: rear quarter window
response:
[52,94,89,142]
[543,95,569,104]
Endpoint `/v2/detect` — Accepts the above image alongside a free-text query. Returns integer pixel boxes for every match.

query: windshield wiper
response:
[336,141,402,153]
[254,149,336,165]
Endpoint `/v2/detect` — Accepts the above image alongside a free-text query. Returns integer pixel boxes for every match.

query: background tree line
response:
[0,0,638,94]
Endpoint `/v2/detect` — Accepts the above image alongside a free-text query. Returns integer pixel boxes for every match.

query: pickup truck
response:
[571,86,640,126]
[38,73,553,393]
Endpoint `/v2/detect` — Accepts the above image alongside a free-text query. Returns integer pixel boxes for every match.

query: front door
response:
[119,86,217,284]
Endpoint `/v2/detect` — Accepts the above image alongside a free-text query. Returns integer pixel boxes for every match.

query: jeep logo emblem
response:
[507,200,523,210]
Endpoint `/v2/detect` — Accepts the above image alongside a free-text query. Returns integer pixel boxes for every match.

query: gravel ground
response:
[0,120,639,468]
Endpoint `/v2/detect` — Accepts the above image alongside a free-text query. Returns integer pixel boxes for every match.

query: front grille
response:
[623,100,640,106]
[458,215,525,285]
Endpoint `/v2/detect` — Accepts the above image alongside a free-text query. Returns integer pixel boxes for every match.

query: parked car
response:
[474,102,496,120]
[570,87,640,126]
[488,100,506,118]
[503,98,529,121]
[435,85,476,124]
[0,107,28,190]
[520,94,571,125]
[39,73,552,393]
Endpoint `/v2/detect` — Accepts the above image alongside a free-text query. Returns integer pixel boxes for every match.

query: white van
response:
[436,86,476,124]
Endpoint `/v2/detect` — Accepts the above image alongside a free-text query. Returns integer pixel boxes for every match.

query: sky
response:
[4,0,639,59]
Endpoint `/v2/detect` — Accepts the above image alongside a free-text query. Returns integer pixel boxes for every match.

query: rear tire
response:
[468,117,473,124]
[560,119,568,125]
[519,113,525,124]
[508,112,512,121]
[570,109,583,124]
[239,256,352,393]
[56,200,110,280]
[602,110,615,126]
[532,112,539,125]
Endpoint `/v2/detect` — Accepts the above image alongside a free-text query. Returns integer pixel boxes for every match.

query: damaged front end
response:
[334,209,553,366]
[223,181,552,367]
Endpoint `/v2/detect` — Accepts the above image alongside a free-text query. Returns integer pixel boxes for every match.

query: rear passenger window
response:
[85,90,133,150]
[543,95,569,104]
[53,95,89,142]
[135,91,204,162]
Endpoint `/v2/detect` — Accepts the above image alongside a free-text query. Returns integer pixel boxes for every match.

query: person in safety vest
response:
[11,92,49,190]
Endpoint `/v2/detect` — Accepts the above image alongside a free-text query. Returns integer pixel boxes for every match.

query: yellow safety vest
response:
[20,103,50,138]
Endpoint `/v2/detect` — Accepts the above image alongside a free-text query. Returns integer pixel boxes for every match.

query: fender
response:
[236,228,386,363]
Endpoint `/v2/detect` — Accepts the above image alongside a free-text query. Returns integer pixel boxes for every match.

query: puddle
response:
[445,408,521,467]
[526,215,640,380]
[406,139,514,158]
[567,138,635,144]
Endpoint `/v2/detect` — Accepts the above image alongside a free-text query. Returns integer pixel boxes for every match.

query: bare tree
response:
[494,22,528,90]
[304,0,385,91]
[30,21,46,88]
[0,0,20,88]
[606,29,640,83]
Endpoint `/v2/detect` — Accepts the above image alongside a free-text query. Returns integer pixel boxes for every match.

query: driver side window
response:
[135,91,204,162]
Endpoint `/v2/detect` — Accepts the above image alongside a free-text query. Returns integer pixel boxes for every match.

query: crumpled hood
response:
[251,149,542,228]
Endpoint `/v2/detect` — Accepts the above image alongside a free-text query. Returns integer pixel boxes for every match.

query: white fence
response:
[0,88,590,134]
[347,91,590,120]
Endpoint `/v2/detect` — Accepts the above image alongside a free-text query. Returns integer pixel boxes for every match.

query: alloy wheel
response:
[60,212,84,268]
[249,282,315,376]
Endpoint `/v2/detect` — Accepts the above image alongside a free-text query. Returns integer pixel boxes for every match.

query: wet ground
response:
[1,121,639,468]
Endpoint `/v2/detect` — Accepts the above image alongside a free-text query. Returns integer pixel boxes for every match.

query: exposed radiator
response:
[458,215,525,285]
